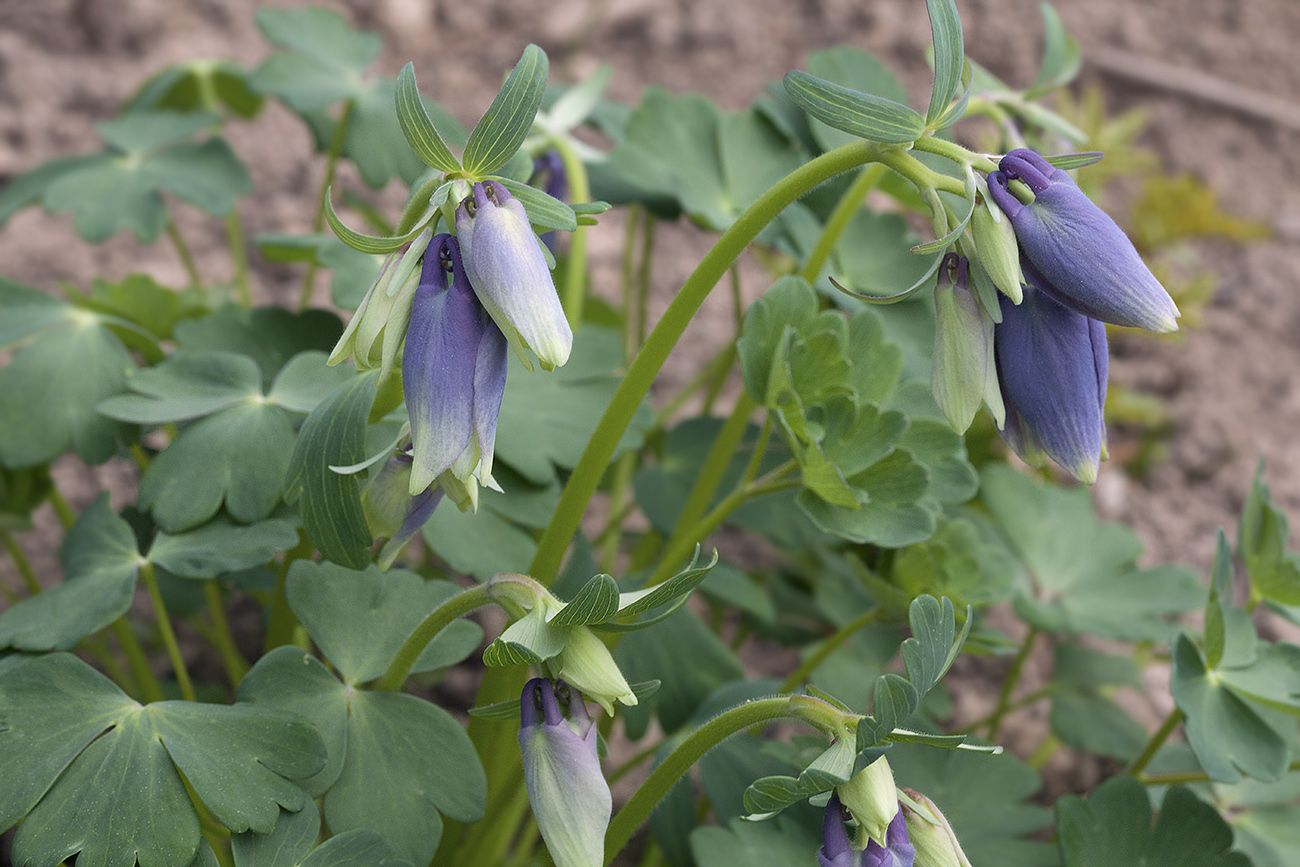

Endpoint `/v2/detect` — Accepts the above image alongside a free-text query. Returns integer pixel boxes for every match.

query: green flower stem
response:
[877,149,966,196]
[604,696,794,863]
[911,134,997,174]
[48,487,77,531]
[986,626,1038,741]
[780,605,883,693]
[263,531,311,653]
[167,220,204,291]
[2,531,41,595]
[800,163,888,284]
[110,618,163,703]
[376,583,493,691]
[299,99,355,311]
[530,139,888,588]
[1127,707,1186,777]
[647,392,758,588]
[141,561,196,702]
[225,208,251,306]
[203,580,248,691]
[1138,761,1300,787]
[551,136,592,329]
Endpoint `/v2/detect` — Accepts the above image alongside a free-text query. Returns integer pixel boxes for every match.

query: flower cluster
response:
[333,180,571,555]
[936,148,1179,483]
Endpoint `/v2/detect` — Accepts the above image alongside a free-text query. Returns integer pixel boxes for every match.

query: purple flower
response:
[360,447,443,568]
[456,180,573,371]
[402,234,508,507]
[820,795,915,867]
[987,148,1179,333]
[519,678,611,867]
[531,150,568,251]
[995,262,1109,483]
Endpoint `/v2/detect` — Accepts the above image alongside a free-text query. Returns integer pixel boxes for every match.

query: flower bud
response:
[969,195,1023,304]
[836,754,898,848]
[900,789,972,867]
[520,678,611,867]
[931,254,1004,434]
[553,625,637,715]
[360,449,443,569]
[456,180,572,371]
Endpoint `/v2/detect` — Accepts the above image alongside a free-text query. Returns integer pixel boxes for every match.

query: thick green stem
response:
[376,584,493,691]
[986,626,1038,741]
[141,561,195,702]
[910,135,997,173]
[299,99,355,311]
[529,139,887,588]
[1137,760,1300,787]
[3,531,41,595]
[780,606,883,693]
[225,209,251,306]
[110,618,163,703]
[203,580,249,691]
[551,136,591,328]
[1127,708,1185,777]
[604,697,794,863]
[48,487,76,530]
[800,163,888,284]
[167,220,204,291]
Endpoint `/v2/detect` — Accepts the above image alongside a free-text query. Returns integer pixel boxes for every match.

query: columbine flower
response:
[862,809,916,867]
[552,624,637,716]
[986,148,1180,333]
[899,789,972,867]
[456,180,572,370]
[531,150,568,251]
[995,261,1108,484]
[519,678,611,867]
[931,254,1004,434]
[820,794,915,867]
[820,794,857,867]
[360,447,442,569]
[402,234,508,507]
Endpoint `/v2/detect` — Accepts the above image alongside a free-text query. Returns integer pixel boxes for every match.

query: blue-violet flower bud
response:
[987,148,1179,333]
[456,180,573,371]
[931,254,1005,434]
[995,262,1109,484]
[520,678,611,867]
[861,809,916,867]
[402,234,508,504]
[819,794,857,867]
[361,447,443,569]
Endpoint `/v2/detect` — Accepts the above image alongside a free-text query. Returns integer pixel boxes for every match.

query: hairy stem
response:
[110,618,163,704]
[203,580,249,691]
[1127,708,1186,777]
[2,531,41,595]
[986,626,1038,741]
[167,220,204,290]
[376,583,493,691]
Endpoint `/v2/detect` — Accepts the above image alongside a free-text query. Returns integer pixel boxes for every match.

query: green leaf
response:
[796,450,937,547]
[0,654,326,863]
[255,7,381,72]
[148,518,300,579]
[613,550,719,621]
[422,497,539,581]
[324,691,485,866]
[0,495,139,651]
[284,372,377,569]
[98,350,263,424]
[925,0,965,124]
[495,325,652,484]
[783,70,924,145]
[1056,776,1248,867]
[900,595,963,697]
[1206,530,1233,669]
[80,273,204,345]
[463,44,548,176]
[981,465,1203,640]
[231,804,320,867]
[1050,693,1147,762]
[175,307,345,382]
[890,741,1056,867]
[1238,460,1300,605]
[1172,630,1296,783]
[0,155,104,228]
[0,276,75,348]
[394,63,460,174]
[286,561,481,684]
[96,111,222,154]
[138,405,296,531]
[494,177,578,232]
[298,831,414,867]
[1027,3,1083,97]
[325,194,431,255]
[690,816,819,867]
[802,47,911,153]
[268,351,359,414]
[124,60,265,119]
[0,319,135,467]
[550,573,622,627]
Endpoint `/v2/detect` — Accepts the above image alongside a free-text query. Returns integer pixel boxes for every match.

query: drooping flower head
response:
[402,233,508,506]
[995,261,1109,484]
[931,253,1004,434]
[820,794,857,867]
[987,148,1179,333]
[819,794,915,867]
[519,678,611,867]
[862,809,916,867]
[456,180,573,371]
[360,446,443,568]
[837,754,900,849]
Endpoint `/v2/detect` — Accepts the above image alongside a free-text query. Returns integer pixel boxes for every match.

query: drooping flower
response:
[519,678,611,867]
[931,254,1004,434]
[819,794,857,867]
[837,754,900,849]
[819,794,915,867]
[531,150,568,251]
[456,180,573,370]
[552,624,638,716]
[987,148,1179,333]
[995,261,1109,484]
[861,809,916,867]
[360,447,443,569]
[899,789,973,867]
[402,233,508,506]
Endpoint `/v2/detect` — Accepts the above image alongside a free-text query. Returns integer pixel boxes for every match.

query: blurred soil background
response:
[2,0,1300,810]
